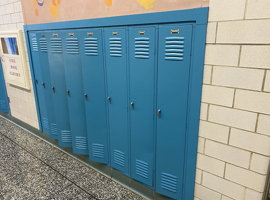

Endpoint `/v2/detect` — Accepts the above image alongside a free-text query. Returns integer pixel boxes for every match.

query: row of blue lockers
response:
[28,24,193,200]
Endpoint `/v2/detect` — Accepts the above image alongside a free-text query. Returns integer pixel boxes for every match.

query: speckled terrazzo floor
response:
[0,117,145,200]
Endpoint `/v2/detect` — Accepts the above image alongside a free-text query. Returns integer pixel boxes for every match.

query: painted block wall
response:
[0,0,39,128]
[195,0,270,199]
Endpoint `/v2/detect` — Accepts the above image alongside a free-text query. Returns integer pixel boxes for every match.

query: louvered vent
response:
[92,143,104,158]
[110,38,122,57]
[39,38,47,53]
[66,38,79,54]
[136,160,149,179]
[165,37,184,61]
[114,149,125,167]
[32,38,38,52]
[61,130,72,143]
[43,118,49,130]
[135,37,149,59]
[51,123,58,136]
[161,172,177,193]
[0,100,7,110]
[76,137,87,150]
[84,38,98,56]
[50,38,63,53]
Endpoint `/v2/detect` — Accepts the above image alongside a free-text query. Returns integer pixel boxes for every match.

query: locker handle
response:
[52,87,55,93]
[67,90,70,97]
[42,83,45,88]
[107,97,111,104]
[158,109,161,118]
[131,102,134,110]
[35,80,38,84]
[84,94,87,101]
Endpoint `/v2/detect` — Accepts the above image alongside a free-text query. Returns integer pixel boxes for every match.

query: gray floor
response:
[0,117,144,200]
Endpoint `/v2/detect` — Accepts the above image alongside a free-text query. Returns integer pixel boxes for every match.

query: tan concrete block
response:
[212,66,264,91]
[257,114,270,136]
[234,89,270,115]
[217,20,270,44]
[221,196,233,200]
[199,121,229,144]
[245,189,263,200]
[205,140,251,168]
[200,103,208,120]
[250,153,270,175]
[197,153,225,177]
[194,197,200,200]
[240,46,270,69]
[203,65,212,84]
[264,70,270,92]
[225,164,266,192]
[208,0,246,21]
[206,22,217,44]
[246,0,270,19]
[202,172,245,200]
[197,137,205,154]
[194,183,222,200]
[205,45,240,66]
[195,169,202,184]
[230,128,270,156]
[201,85,234,107]
[208,105,257,132]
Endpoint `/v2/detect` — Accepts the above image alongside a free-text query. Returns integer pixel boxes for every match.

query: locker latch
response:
[52,87,55,93]
[158,109,161,118]
[131,102,134,110]
[107,97,111,104]
[67,90,70,97]
[42,83,45,88]
[84,94,87,101]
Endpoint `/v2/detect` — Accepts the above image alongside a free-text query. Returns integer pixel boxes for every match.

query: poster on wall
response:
[0,30,30,90]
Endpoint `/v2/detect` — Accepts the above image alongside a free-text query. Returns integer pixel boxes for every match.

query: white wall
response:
[0,0,39,128]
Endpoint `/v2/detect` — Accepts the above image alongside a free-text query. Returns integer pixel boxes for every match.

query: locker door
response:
[28,32,49,135]
[47,31,72,147]
[36,32,58,139]
[0,61,10,114]
[156,25,193,199]
[129,27,156,187]
[62,30,88,155]
[79,29,108,162]
[104,28,129,174]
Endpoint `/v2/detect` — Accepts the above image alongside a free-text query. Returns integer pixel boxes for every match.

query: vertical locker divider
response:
[127,27,131,177]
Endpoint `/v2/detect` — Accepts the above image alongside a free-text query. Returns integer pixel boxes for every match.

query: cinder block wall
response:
[0,0,38,128]
[195,0,270,199]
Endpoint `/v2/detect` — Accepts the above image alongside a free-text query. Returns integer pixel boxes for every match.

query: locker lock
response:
[158,109,161,118]
[35,80,38,84]
[67,90,70,97]
[42,83,45,88]
[107,97,111,104]
[130,102,134,110]
[84,94,87,101]
[52,87,55,93]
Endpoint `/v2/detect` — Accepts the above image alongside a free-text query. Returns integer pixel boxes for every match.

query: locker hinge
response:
[8,97,10,103]
[185,121,188,130]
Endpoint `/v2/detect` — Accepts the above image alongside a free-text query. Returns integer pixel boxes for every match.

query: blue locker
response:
[79,29,108,162]
[62,30,88,155]
[156,25,193,199]
[47,31,72,147]
[28,32,49,135]
[36,32,58,139]
[104,28,129,174]
[0,61,10,114]
[129,27,156,187]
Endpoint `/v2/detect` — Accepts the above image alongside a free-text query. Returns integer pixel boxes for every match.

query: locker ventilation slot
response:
[32,38,38,52]
[114,149,125,167]
[92,143,104,158]
[43,118,49,130]
[76,137,87,150]
[165,37,184,61]
[66,38,79,54]
[51,123,58,136]
[161,172,177,193]
[50,38,63,53]
[39,38,47,53]
[0,100,7,110]
[84,38,98,56]
[136,160,149,179]
[135,37,149,59]
[110,38,122,57]
[61,130,72,143]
